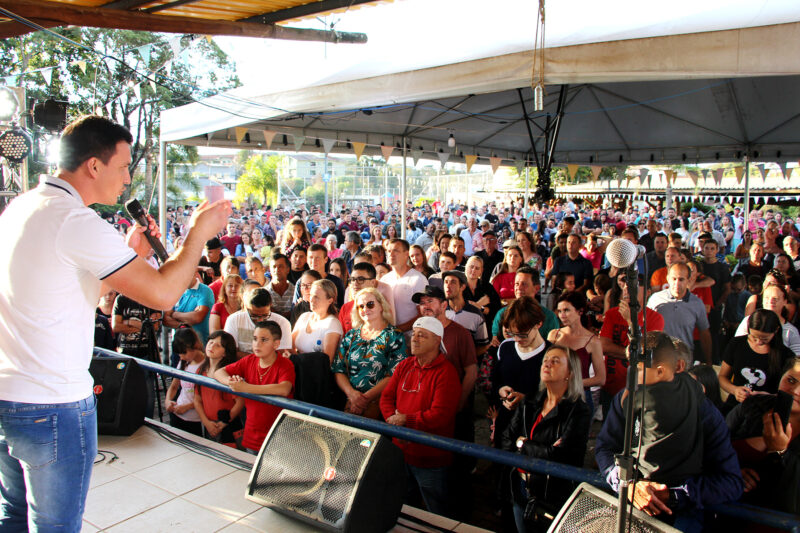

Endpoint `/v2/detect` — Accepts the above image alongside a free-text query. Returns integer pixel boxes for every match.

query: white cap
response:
[412,316,444,338]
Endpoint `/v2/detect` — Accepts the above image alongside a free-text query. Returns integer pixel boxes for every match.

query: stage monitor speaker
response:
[246,411,406,533]
[89,356,147,436]
[548,483,681,533]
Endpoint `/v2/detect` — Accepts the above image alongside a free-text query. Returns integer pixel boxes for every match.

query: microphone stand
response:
[615,257,649,533]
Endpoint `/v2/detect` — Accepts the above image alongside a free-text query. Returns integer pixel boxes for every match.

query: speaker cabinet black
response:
[89,356,147,436]
[246,411,406,533]
[548,483,681,533]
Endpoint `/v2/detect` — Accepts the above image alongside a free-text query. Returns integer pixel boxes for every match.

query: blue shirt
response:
[174,282,215,342]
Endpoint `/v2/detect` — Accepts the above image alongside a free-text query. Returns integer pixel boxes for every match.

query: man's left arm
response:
[671,399,744,510]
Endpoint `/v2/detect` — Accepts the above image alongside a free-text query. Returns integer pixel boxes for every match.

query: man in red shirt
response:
[220,221,241,257]
[380,317,460,517]
[599,273,664,416]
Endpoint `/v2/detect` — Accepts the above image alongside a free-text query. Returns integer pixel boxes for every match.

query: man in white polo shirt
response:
[382,238,428,337]
[0,116,230,531]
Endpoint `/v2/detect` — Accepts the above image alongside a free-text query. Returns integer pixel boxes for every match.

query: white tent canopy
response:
[162,22,800,166]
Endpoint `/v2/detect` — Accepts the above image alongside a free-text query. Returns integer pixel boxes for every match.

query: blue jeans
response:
[406,464,450,517]
[0,395,97,532]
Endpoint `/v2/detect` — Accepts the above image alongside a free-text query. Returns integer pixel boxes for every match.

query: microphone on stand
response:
[125,198,169,264]
[606,238,645,269]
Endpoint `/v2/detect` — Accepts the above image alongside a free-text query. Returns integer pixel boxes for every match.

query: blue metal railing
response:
[94,348,800,532]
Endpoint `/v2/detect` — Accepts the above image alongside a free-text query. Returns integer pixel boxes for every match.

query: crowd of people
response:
[98,195,800,531]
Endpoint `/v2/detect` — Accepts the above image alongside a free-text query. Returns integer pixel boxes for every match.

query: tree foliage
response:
[235,154,281,207]
[0,28,239,205]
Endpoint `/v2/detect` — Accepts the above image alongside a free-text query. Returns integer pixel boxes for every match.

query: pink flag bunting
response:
[262,130,277,149]
[380,145,394,162]
[490,157,502,175]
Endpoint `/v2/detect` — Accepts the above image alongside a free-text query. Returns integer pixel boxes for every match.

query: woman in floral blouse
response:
[332,287,407,419]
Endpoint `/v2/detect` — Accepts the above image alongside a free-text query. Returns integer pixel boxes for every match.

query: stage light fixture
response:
[32,100,69,133]
[0,126,33,163]
[0,87,20,122]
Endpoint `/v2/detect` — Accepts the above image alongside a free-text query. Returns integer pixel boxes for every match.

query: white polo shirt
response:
[0,176,137,403]
[381,267,428,326]
[223,310,292,353]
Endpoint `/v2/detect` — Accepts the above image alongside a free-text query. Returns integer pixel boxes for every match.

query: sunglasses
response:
[357,301,377,311]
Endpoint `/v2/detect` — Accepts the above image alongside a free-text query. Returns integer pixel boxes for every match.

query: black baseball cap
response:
[412,285,446,303]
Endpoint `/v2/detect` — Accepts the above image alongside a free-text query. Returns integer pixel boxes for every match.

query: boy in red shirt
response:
[215,320,295,453]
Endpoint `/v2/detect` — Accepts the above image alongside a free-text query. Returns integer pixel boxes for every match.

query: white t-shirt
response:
[292,313,343,353]
[175,361,202,422]
[224,310,292,353]
[381,267,428,326]
[0,176,137,403]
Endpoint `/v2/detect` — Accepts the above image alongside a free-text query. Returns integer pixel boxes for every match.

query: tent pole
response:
[744,152,751,227]
[158,140,167,248]
[401,136,407,240]
[525,166,530,209]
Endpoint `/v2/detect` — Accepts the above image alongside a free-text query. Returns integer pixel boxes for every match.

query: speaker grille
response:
[249,413,376,528]
[549,484,679,533]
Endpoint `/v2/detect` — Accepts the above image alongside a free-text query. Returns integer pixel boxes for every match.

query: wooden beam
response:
[143,0,203,14]
[0,0,368,42]
[0,18,56,38]
[100,0,155,9]
[241,0,377,24]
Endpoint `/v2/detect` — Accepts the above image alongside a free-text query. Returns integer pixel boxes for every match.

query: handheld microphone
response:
[125,198,169,264]
[606,238,645,269]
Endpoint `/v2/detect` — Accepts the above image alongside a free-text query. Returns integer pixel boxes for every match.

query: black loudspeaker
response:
[89,356,147,436]
[547,483,681,533]
[246,411,407,533]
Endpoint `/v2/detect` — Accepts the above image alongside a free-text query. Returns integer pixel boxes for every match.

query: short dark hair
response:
[245,287,272,308]
[440,251,457,263]
[516,265,541,285]
[388,238,410,251]
[354,251,373,264]
[352,262,377,278]
[254,320,282,340]
[502,296,544,332]
[308,243,327,255]
[269,253,290,268]
[59,116,133,172]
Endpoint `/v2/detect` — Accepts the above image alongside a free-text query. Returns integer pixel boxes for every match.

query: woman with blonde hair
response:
[280,217,312,257]
[365,224,385,247]
[209,274,242,332]
[332,287,407,418]
[501,344,590,532]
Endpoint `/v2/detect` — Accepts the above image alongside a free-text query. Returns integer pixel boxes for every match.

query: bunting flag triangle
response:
[138,44,152,65]
[321,138,336,155]
[411,149,423,166]
[735,166,744,184]
[615,166,627,183]
[293,135,305,152]
[149,79,157,92]
[132,83,141,100]
[567,164,579,181]
[380,145,394,162]
[625,174,631,188]
[204,35,214,44]
[105,102,112,116]
[41,67,53,85]
[465,155,478,173]
[778,161,789,179]
[639,167,649,184]
[169,37,182,57]
[647,173,652,188]
[701,169,709,183]
[438,151,450,169]
[74,60,87,74]
[688,170,699,185]
[490,157,502,175]
[514,160,526,175]
[352,142,366,161]
[262,130,277,150]
[234,127,248,144]
[713,168,724,184]
[590,165,602,183]
[756,163,767,182]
